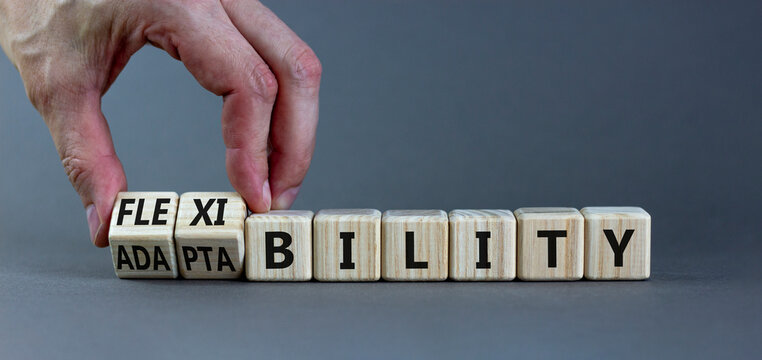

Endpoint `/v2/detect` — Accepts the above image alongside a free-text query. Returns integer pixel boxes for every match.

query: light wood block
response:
[381,210,448,281]
[515,207,583,281]
[245,210,313,281]
[313,209,381,281]
[174,192,247,279]
[581,207,651,280]
[108,192,179,279]
[449,209,516,281]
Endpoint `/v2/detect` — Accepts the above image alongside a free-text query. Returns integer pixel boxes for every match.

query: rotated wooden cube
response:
[581,207,651,280]
[174,192,247,279]
[449,209,516,281]
[381,210,448,281]
[109,192,179,279]
[515,207,583,281]
[245,210,314,281]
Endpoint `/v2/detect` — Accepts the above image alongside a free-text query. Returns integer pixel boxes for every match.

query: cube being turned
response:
[581,207,651,280]
[313,209,381,281]
[382,210,448,281]
[245,211,314,281]
[109,192,179,279]
[174,192,247,279]
[449,210,516,281]
[515,208,583,281]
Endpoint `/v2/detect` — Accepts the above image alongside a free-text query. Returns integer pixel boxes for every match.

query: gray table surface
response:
[1,1,760,358]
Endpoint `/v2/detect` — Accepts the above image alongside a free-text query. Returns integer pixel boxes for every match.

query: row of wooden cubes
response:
[109,192,651,281]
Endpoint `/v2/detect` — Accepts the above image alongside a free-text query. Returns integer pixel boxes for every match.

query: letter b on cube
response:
[245,210,314,281]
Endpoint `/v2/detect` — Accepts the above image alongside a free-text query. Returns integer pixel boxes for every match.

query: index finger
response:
[145,2,276,212]
[222,0,321,209]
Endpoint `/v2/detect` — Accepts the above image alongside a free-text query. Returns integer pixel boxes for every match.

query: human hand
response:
[0,0,321,247]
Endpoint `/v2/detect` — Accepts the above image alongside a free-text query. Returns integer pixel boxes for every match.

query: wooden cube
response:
[313,209,381,281]
[381,210,448,281]
[581,207,651,280]
[174,192,247,279]
[108,192,179,279]
[449,209,516,281]
[245,210,313,281]
[515,207,583,281]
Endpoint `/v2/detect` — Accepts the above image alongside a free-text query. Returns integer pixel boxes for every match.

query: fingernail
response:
[273,186,301,210]
[262,179,272,211]
[86,204,100,245]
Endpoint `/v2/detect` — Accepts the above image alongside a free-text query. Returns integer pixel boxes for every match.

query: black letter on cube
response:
[265,231,294,269]
[339,232,356,270]
[405,231,428,269]
[604,229,634,267]
[476,231,491,269]
[537,230,567,268]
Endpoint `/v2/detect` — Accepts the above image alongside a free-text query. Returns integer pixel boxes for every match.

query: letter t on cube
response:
[174,192,247,279]
[515,207,584,281]
[245,210,314,281]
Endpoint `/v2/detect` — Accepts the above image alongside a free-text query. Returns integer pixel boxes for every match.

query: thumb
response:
[43,93,127,247]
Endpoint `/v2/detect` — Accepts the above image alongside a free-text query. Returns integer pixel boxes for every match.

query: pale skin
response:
[0,0,322,247]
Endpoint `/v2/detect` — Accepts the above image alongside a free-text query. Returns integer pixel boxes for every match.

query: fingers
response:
[43,93,127,248]
[144,1,276,212]
[221,0,321,209]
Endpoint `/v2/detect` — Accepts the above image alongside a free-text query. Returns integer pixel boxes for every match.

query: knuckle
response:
[248,62,278,104]
[285,157,311,186]
[60,149,93,195]
[285,44,322,88]
[25,82,52,112]
[23,73,57,113]
[275,146,313,180]
[185,0,219,11]
[21,64,89,115]
[218,0,238,9]
[60,145,123,197]
[292,152,312,175]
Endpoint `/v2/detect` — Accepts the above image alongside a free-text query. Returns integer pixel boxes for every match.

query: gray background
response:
[1,0,761,358]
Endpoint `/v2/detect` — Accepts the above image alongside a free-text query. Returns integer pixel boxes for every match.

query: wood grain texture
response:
[381,210,448,281]
[108,192,179,279]
[515,207,583,281]
[581,207,651,280]
[449,209,516,281]
[245,210,314,281]
[313,209,381,281]
[174,192,247,279]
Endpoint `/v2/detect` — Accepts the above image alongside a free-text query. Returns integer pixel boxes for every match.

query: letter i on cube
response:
[174,192,247,279]
[313,209,381,281]
[449,210,516,281]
